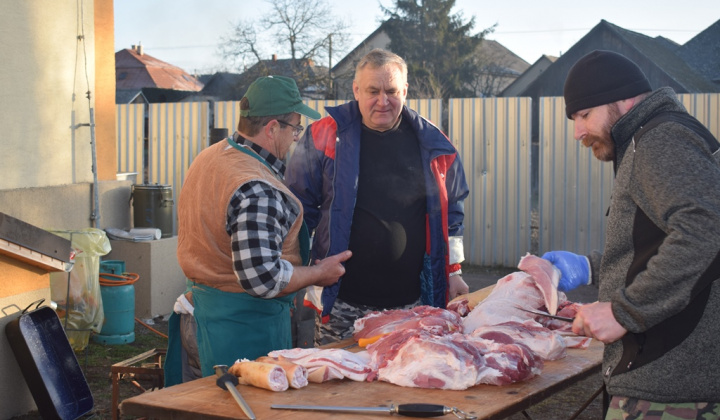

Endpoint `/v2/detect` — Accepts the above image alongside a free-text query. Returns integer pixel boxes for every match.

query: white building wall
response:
[0,0,96,190]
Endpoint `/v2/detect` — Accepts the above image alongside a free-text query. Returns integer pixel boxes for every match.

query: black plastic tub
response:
[5,304,94,420]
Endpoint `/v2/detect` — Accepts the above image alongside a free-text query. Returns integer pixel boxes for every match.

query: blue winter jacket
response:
[285,101,469,321]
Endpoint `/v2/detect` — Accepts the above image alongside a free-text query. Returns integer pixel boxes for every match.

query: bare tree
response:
[219,19,264,71]
[220,0,349,73]
[263,0,349,63]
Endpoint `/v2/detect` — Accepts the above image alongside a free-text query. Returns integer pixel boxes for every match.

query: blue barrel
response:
[93,261,136,345]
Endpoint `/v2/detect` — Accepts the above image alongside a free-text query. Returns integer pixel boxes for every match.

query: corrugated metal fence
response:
[117,93,720,266]
[213,99,443,135]
[449,97,532,267]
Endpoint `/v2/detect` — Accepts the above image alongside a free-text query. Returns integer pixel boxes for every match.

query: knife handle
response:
[216,372,238,390]
[396,403,448,417]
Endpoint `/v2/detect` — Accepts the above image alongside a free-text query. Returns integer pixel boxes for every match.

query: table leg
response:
[112,370,120,420]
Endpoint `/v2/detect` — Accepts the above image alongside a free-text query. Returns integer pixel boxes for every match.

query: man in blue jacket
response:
[286,49,470,345]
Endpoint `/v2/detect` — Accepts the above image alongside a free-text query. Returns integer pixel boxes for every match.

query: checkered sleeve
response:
[227,180,298,298]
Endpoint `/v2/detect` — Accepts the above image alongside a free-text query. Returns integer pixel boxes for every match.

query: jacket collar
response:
[326,101,457,157]
[611,87,685,166]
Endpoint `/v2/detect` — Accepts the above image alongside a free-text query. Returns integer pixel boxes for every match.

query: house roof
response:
[115,46,204,92]
[500,55,557,97]
[200,72,247,101]
[476,39,530,76]
[244,56,328,80]
[332,20,392,72]
[676,19,720,85]
[602,20,717,92]
[330,19,527,98]
[510,19,719,99]
[140,88,199,103]
[199,57,329,101]
[115,89,147,104]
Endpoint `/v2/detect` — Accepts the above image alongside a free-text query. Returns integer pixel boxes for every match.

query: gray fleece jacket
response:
[588,87,720,402]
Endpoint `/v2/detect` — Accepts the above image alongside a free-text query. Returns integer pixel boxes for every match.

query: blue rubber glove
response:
[541,251,591,292]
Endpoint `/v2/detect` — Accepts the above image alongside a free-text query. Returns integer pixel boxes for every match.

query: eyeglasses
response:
[276,119,304,137]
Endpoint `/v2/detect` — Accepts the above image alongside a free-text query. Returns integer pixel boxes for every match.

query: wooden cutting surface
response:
[120,339,603,420]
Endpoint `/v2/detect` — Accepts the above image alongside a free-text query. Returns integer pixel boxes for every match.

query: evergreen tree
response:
[382,0,492,99]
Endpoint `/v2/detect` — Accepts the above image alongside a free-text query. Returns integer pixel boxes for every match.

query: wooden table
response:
[120,340,603,419]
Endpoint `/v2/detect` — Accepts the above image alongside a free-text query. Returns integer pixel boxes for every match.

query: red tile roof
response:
[115,46,203,91]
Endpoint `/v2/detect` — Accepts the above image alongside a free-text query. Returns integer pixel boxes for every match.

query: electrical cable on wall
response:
[72,0,100,227]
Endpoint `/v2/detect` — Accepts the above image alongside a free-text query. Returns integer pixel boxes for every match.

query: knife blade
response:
[272,403,477,419]
[213,364,257,420]
[514,305,575,322]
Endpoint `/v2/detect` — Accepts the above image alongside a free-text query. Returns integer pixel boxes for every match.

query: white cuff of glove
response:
[583,256,592,286]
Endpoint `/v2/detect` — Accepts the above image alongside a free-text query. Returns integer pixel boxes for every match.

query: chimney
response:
[137,42,144,55]
[272,54,277,62]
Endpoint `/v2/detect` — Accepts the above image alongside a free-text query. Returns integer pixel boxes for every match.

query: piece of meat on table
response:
[462,253,563,334]
[366,330,542,389]
[462,271,545,333]
[467,336,543,386]
[227,360,289,391]
[267,348,373,382]
[517,253,561,315]
[447,286,495,315]
[255,356,308,389]
[535,301,592,349]
[469,320,567,360]
[352,305,463,340]
[369,331,483,390]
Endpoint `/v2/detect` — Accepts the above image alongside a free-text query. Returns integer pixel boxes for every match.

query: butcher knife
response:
[514,306,575,322]
[271,403,477,419]
[213,364,257,420]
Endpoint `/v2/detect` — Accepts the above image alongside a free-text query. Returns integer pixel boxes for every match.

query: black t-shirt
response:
[337,117,427,307]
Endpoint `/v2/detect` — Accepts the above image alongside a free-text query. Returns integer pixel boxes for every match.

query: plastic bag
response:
[49,228,111,351]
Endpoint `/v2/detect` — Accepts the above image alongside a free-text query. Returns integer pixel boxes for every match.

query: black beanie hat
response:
[563,50,651,118]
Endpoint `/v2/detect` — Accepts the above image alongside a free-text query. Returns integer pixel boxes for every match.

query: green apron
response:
[164,286,295,386]
[192,282,295,377]
[164,311,184,387]
[164,138,310,386]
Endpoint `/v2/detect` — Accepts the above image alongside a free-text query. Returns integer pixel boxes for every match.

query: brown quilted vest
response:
[177,140,303,293]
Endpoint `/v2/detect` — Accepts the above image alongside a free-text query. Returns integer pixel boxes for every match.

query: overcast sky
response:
[114,0,719,75]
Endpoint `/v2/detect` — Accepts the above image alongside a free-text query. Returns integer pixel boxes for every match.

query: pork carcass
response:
[535,301,592,349]
[366,330,542,389]
[267,348,373,382]
[462,271,543,333]
[353,305,463,340]
[517,253,561,314]
[367,331,483,389]
[462,254,561,334]
[465,336,543,386]
[469,320,567,360]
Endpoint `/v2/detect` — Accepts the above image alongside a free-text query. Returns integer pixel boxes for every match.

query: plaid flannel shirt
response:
[226,135,299,298]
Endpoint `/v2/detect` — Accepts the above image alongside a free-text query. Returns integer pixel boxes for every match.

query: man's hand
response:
[448,275,469,300]
[572,301,627,344]
[311,250,352,287]
[282,250,352,296]
[541,251,591,292]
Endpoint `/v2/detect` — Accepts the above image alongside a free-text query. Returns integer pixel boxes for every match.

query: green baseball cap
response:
[240,75,321,120]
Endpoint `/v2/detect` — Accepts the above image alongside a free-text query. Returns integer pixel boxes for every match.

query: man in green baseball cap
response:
[165,75,351,386]
[240,75,321,120]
